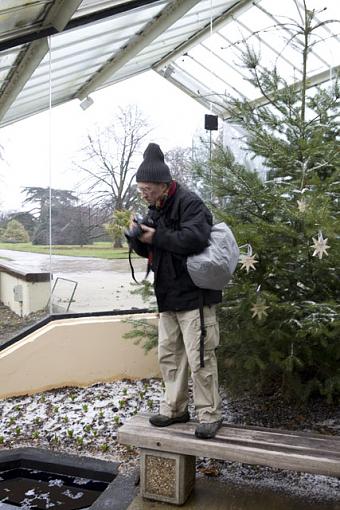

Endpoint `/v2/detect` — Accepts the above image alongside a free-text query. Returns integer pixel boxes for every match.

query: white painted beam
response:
[76,0,201,101]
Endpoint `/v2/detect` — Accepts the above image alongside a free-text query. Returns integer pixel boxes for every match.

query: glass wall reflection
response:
[0,43,52,344]
[0,36,208,337]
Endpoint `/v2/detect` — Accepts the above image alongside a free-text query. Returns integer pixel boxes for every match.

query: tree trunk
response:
[113,238,123,249]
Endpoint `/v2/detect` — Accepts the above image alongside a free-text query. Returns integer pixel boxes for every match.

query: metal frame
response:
[0,0,162,52]
[50,276,78,313]
[75,0,201,101]
[0,0,83,121]
[0,0,338,127]
[222,64,340,120]
[254,2,330,69]
[154,0,254,71]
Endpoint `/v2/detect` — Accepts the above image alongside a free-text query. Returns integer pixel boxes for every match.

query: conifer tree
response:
[2,219,30,243]
[204,5,340,401]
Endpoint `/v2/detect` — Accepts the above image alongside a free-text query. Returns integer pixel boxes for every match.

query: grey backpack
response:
[187,223,239,290]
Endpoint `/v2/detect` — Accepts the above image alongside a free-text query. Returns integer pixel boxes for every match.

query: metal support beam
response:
[76,0,201,101]
[44,0,83,32]
[154,0,254,71]
[0,0,161,52]
[155,65,225,116]
[222,64,340,120]
[0,0,82,122]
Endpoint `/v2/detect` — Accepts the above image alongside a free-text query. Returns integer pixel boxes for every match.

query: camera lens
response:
[125,224,143,240]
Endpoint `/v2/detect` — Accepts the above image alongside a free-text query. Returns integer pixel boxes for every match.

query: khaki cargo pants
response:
[158,305,222,423]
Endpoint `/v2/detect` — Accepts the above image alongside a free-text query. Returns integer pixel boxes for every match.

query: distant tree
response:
[22,187,78,218]
[164,147,194,188]
[71,204,109,246]
[74,105,152,213]
[21,187,83,245]
[8,211,36,238]
[1,219,30,243]
[104,209,131,248]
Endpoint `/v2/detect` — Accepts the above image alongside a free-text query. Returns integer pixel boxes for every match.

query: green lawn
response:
[0,242,137,259]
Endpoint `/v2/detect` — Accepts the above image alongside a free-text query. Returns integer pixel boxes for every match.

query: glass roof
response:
[0,0,338,127]
[0,0,52,41]
[162,0,340,117]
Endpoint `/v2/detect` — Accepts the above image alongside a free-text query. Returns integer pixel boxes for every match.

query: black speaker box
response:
[204,114,218,131]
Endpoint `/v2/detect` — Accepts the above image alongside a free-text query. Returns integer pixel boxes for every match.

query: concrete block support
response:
[140,448,196,505]
[0,271,50,316]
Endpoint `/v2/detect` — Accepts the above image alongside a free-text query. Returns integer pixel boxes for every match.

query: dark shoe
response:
[149,411,190,427]
[195,419,223,439]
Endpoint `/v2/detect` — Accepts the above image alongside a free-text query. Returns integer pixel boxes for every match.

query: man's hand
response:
[138,224,155,244]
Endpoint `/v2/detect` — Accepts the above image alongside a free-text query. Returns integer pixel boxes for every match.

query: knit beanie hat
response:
[136,143,172,183]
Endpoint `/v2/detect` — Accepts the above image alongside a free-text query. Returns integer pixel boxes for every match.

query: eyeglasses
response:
[137,186,153,194]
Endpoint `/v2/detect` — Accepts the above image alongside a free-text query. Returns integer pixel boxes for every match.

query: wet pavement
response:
[128,477,340,510]
[0,249,149,312]
[0,249,146,274]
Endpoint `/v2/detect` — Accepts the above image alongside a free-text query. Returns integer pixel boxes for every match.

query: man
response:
[128,142,223,439]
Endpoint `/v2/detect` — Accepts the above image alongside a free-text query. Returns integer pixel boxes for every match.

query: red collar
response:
[157,180,177,209]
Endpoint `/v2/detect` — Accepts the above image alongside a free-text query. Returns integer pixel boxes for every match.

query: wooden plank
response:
[118,415,340,478]
[119,422,340,460]
[121,414,340,452]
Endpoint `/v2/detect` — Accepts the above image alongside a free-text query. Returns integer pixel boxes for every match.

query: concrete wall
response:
[0,271,50,316]
[0,313,159,399]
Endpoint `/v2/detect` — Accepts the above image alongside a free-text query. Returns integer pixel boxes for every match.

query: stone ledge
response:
[0,262,50,282]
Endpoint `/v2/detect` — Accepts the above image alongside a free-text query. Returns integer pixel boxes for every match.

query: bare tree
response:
[165,146,194,189]
[74,105,152,214]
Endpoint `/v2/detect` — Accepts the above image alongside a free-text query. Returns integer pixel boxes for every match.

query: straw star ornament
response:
[311,232,330,260]
[239,254,258,273]
[297,199,307,212]
[251,301,269,320]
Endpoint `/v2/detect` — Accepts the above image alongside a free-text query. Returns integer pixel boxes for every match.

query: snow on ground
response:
[0,380,339,505]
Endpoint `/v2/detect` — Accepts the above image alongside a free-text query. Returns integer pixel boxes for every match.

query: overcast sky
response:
[0,70,210,212]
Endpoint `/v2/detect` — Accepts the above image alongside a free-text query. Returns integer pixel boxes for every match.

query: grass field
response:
[0,242,137,259]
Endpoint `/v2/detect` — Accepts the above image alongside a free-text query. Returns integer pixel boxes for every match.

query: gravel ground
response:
[0,303,48,345]
[0,380,339,505]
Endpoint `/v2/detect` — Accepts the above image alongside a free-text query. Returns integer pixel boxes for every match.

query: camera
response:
[125,214,154,241]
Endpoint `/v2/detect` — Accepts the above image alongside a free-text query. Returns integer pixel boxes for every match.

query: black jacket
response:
[129,184,222,312]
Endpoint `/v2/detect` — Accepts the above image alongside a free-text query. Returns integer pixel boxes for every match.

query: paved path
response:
[0,250,151,313]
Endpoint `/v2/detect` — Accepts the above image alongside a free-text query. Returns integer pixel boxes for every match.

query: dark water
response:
[0,468,108,509]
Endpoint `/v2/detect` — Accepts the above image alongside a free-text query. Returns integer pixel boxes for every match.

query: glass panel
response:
[0,46,23,87]
[0,39,52,345]
[0,0,52,40]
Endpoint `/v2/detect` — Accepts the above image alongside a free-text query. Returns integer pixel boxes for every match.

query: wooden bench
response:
[118,414,340,505]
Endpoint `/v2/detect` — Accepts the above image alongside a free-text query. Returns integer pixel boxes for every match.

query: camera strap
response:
[128,246,151,284]
[128,246,139,284]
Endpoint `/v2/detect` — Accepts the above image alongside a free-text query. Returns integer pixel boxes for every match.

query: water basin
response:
[0,448,127,509]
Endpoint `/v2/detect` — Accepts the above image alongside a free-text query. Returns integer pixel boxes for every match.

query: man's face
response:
[137,182,168,205]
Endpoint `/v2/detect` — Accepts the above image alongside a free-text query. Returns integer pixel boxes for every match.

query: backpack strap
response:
[199,290,206,368]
